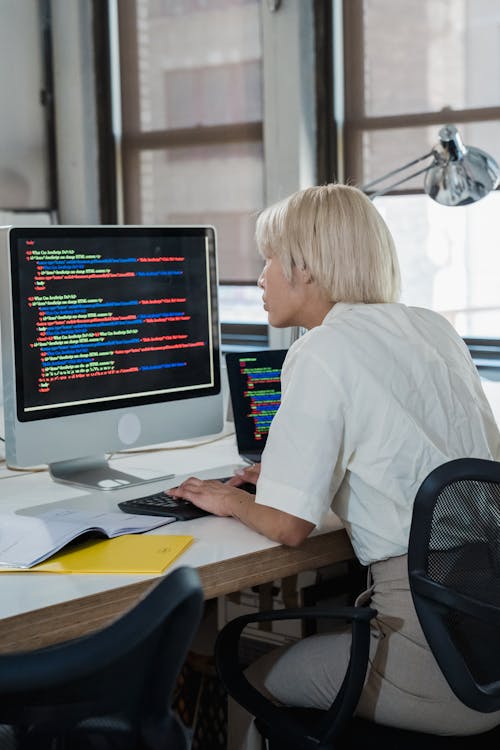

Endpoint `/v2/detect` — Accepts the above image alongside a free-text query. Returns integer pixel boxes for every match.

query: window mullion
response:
[122,122,263,150]
[349,107,500,132]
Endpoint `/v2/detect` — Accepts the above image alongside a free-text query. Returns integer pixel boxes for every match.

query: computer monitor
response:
[0,225,223,490]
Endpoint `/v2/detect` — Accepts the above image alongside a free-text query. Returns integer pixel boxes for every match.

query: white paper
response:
[0,507,173,568]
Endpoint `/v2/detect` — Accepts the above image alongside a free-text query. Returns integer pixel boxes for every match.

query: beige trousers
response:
[228,554,500,750]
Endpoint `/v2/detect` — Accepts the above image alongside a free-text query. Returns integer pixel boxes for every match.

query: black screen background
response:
[10,227,220,421]
[225,349,286,453]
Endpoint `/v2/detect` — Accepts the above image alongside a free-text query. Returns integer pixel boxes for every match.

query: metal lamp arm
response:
[362,149,435,198]
[365,162,437,199]
[360,125,500,206]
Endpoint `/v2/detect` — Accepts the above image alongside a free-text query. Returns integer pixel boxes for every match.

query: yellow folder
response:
[2,535,193,574]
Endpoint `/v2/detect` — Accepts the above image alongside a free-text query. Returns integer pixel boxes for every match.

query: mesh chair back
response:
[408,458,500,712]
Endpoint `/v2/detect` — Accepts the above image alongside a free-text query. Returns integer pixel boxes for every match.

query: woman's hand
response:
[226,462,261,487]
[167,477,254,517]
[168,464,314,547]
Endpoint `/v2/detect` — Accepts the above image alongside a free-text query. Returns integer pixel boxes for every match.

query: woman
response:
[170,184,500,745]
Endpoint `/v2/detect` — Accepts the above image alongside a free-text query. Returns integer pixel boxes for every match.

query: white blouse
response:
[255,303,500,565]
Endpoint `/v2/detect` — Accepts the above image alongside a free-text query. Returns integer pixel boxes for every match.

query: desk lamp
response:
[285,126,499,346]
[362,124,500,205]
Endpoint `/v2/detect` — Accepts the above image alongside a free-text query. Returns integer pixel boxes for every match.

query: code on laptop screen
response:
[225,349,287,455]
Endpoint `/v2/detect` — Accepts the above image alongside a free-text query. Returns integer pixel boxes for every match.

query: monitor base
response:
[49,456,175,491]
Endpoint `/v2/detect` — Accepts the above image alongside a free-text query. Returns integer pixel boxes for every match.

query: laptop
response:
[225,349,287,463]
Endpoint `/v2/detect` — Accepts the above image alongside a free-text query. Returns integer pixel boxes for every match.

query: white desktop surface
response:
[0,426,343,621]
[0,377,498,625]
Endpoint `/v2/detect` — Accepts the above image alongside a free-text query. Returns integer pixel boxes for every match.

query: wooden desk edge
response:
[0,528,353,653]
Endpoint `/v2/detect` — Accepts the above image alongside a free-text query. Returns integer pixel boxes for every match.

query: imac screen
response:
[1,225,222,489]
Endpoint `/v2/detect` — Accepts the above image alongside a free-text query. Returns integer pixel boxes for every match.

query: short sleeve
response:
[255,345,347,526]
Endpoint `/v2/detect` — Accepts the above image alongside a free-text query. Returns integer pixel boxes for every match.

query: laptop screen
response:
[225,349,287,462]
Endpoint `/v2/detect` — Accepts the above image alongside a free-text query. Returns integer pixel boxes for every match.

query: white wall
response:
[0,0,49,209]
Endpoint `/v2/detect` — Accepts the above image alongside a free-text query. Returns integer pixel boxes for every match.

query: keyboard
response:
[118,479,256,521]
[119,492,213,521]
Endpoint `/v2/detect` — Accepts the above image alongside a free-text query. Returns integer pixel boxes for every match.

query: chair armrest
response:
[411,572,500,625]
[215,605,377,748]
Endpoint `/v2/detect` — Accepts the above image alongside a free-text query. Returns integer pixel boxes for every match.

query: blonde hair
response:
[255,183,401,303]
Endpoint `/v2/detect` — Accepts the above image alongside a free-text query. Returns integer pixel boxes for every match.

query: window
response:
[115,0,266,340]
[104,0,317,349]
[341,0,500,343]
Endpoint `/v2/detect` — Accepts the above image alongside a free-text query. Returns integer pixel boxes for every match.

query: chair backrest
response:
[0,565,204,749]
[408,458,500,713]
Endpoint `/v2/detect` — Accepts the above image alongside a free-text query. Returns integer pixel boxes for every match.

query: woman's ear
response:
[298,266,313,284]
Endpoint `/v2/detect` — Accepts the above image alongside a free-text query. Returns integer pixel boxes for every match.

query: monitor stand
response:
[49,456,175,491]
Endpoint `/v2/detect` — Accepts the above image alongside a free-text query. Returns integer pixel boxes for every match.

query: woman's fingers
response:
[226,462,261,487]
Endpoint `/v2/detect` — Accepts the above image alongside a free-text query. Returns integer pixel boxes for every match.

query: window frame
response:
[98,0,317,351]
[115,0,264,258]
[342,0,500,193]
[327,0,500,357]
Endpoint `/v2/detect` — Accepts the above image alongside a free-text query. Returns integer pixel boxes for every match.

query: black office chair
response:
[215,458,500,749]
[408,457,500,713]
[0,565,204,750]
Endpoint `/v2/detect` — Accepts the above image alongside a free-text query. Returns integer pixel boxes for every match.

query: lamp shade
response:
[424,125,500,207]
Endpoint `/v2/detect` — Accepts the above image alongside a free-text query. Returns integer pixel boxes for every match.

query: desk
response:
[2,376,497,654]
[0,428,353,652]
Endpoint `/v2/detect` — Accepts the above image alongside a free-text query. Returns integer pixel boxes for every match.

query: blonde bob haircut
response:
[255,183,401,304]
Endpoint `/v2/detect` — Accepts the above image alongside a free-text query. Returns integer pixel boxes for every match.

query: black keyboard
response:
[118,492,212,521]
[118,478,256,521]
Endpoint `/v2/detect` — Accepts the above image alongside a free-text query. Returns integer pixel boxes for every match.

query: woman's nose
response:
[257,270,264,288]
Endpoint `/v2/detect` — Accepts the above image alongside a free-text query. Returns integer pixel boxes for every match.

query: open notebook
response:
[225,349,287,463]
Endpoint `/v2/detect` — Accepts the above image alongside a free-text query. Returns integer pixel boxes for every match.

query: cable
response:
[0,464,48,477]
[0,428,236,477]
[111,427,236,459]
